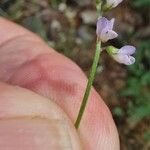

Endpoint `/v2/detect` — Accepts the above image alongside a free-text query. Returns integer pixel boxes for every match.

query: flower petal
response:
[108,18,115,30]
[118,45,136,55]
[106,0,123,8]
[96,17,108,35]
[113,54,135,65]
[100,28,118,42]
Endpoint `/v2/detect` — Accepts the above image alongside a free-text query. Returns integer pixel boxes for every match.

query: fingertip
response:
[79,90,120,150]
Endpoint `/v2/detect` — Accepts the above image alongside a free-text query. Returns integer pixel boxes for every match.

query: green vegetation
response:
[120,40,150,127]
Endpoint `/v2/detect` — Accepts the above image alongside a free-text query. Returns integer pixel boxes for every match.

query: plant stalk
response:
[75,40,101,129]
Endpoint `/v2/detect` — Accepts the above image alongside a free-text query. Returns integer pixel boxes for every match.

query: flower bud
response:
[106,0,123,8]
[106,45,136,65]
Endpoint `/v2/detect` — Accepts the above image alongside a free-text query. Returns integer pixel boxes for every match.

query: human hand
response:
[0,17,119,150]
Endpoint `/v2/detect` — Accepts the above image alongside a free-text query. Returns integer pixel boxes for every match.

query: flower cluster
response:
[96,0,136,65]
[75,0,136,129]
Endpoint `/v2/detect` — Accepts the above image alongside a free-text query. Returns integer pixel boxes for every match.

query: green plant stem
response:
[75,40,101,129]
[96,0,102,17]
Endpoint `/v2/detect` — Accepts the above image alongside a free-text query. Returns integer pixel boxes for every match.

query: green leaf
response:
[113,107,124,117]
[133,0,150,7]
[141,72,150,86]
[144,130,150,141]
[128,104,150,127]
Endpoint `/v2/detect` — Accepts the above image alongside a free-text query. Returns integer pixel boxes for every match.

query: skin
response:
[0,17,120,150]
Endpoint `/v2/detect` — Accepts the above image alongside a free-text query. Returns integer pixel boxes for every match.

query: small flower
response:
[96,17,118,42]
[106,0,123,8]
[106,45,136,65]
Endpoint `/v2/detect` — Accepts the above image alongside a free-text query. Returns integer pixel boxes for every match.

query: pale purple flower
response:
[112,46,136,65]
[96,17,118,42]
[106,0,123,8]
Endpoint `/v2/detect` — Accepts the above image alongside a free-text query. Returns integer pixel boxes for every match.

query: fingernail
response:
[0,118,73,150]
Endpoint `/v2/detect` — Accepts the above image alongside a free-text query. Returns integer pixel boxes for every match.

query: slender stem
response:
[74,0,102,129]
[75,40,101,129]
[96,0,102,17]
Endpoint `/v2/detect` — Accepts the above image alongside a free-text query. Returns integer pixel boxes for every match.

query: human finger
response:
[0,17,120,150]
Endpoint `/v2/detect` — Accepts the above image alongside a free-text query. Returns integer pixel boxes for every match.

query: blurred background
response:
[0,0,150,149]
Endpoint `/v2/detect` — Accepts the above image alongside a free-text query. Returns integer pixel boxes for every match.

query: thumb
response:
[0,81,82,150]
